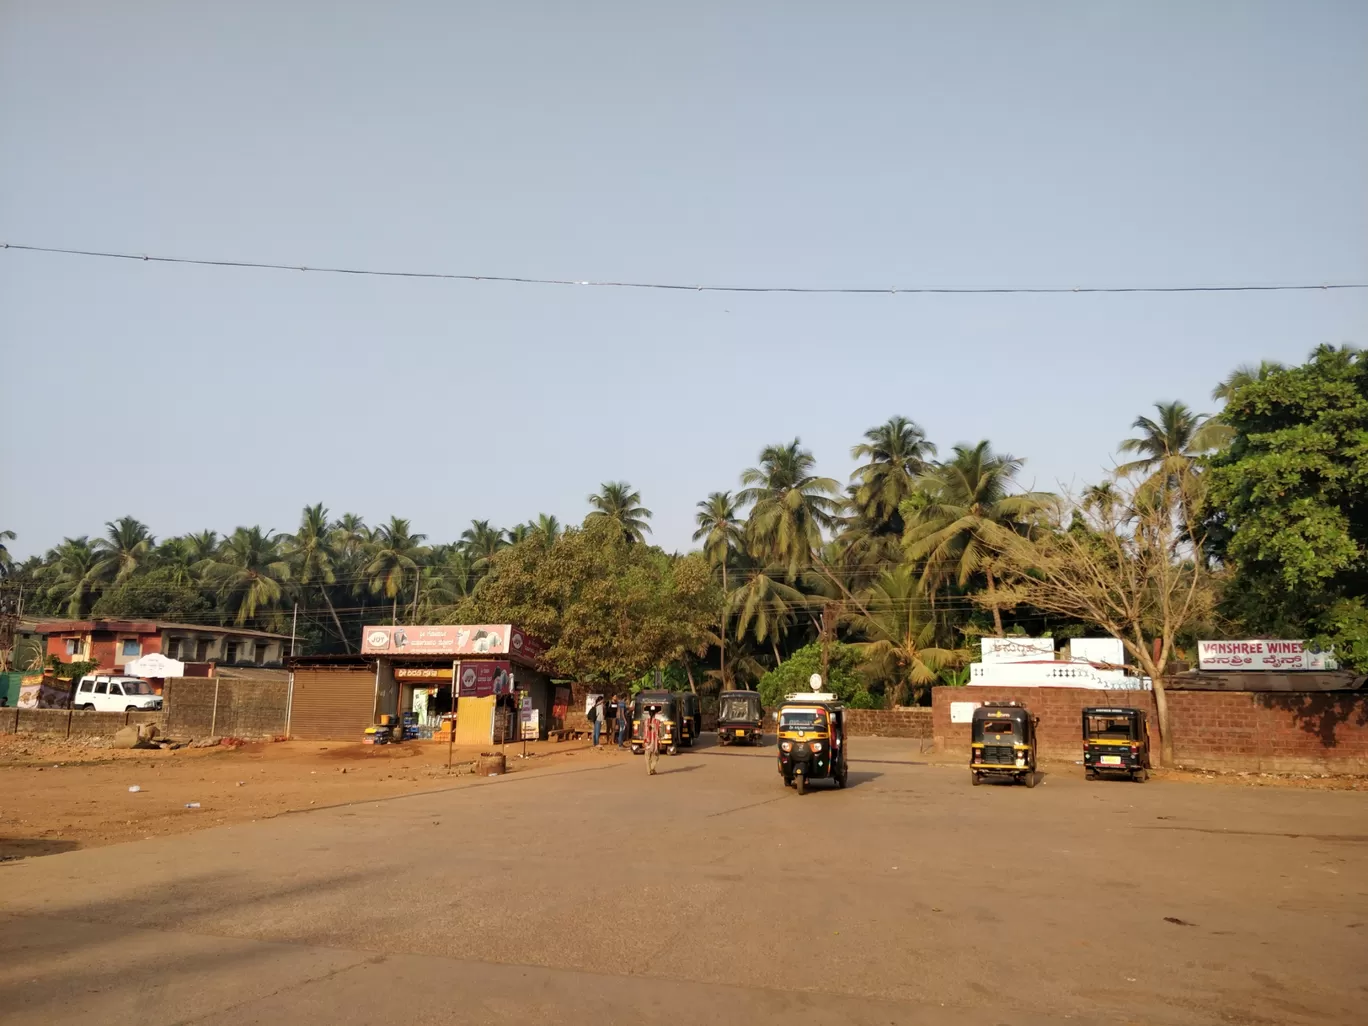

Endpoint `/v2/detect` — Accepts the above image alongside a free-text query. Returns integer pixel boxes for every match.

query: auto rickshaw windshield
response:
[720,695,761,721]
[780,709,828,732]
[980,718,1016,736]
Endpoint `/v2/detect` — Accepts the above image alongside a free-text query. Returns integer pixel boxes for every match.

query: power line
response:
[5,242,1366,296]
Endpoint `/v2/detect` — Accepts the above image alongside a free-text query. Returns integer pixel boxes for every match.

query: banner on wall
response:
[1197,640,1336,672]
[456,661,512,698]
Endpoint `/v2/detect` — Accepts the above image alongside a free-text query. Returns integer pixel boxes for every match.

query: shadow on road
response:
[0,838,81,861]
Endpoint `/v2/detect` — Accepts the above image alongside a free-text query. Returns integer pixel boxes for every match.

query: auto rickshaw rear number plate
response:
[1101,755,1122,765]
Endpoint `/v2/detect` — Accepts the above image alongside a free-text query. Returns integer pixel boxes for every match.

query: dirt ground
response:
[2,731,1362,861]
[0,733,625,858]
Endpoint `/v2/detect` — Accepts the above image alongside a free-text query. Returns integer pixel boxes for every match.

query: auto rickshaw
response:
[631,690,682,756]
[678,692,701,746]
[969,702,1038,787]
[1082,706,1150,782]
[776,690,847,794]
[717,689,764,746]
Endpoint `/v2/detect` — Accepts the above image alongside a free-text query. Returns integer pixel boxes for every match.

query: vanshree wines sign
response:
[1197,640,1337,672]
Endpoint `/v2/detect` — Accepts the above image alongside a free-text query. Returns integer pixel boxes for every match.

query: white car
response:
[74,675,164,713]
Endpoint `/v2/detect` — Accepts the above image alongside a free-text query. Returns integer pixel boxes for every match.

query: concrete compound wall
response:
[931,685,1368,774]
[163,678,289,739]
[0,708,164,738]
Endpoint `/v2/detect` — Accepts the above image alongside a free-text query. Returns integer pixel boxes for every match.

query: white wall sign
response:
[124,652,186,678]
[950,701,980,724]
[980,637,1055,664]
[1197,640,1336,672]
[1070,638,1125,666]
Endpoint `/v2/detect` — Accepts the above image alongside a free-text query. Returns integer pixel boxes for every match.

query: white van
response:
[74,675,164,713]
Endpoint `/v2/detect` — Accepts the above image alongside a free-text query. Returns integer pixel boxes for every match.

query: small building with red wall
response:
[36,620,292,674]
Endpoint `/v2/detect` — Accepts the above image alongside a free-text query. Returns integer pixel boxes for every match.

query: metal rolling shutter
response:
[289,669,374,740]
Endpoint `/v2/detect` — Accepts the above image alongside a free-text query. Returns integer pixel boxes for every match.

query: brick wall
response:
[844,708,933,738]
[931,686,1368,774]
[163,678,289,738]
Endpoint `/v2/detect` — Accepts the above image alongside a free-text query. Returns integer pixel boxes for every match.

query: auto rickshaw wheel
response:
[667,744,678,756]
[835,764,848,789]
[795,771,807,795]
[1133,767,1149,783]
[1085,769,1097,781]
[1024,770,1037,788]
[970,770,981,786]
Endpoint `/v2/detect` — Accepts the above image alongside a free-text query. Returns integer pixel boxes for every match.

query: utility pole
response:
[290,603,299,658]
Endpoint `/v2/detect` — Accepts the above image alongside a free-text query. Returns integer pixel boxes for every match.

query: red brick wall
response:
[844,708,933,738]
[932,686,1368,774]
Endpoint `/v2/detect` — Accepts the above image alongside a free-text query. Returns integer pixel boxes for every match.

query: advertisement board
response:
[456,661,512,698]
[361,624,543,664]
[1197,640,1336,672]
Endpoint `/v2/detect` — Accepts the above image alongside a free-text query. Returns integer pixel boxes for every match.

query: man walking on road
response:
[643,704,662,775]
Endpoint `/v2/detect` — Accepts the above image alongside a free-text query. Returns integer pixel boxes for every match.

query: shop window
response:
[166,639,182,660]
[225,642,239,663]
[65,638,84,657]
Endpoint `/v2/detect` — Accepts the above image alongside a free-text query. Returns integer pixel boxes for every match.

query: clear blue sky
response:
[3,2,1365,559]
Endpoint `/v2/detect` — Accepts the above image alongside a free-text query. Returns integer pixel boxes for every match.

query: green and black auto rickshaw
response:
[717,689,764,746]
[631,691,682,756]
[969,702,1038,787]
[1082,706,1150,782]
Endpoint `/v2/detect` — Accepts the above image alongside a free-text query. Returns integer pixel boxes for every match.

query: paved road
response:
[2,737,1365,1025]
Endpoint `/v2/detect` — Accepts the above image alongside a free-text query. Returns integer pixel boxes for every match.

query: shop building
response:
[287,624,559,743]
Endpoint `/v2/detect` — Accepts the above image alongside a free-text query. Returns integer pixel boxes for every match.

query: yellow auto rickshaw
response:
[631,690,682,756]
[776,684,847,794]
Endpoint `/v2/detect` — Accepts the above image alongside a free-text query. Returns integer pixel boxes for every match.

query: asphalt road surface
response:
[2,737,1365,1025]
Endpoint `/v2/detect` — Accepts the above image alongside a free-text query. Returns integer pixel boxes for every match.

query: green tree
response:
[1204,345,1368,669]
[91,565,211,621]
[1117,401,1230,495]
[0,529,14,576]
[1212,360,1286,404]
[755,640,873,709]
[903,441,1054,636]
[284,503,349,651]
[694,491,745,685]
[738,439,839,580]
[90,516,155,587]
[364,517,428,622]
[532,514,562,545]
[846,565,966,706]
[201,527,291,626]
[585,482,653,544]
[41,537,102,617]
[459,519,508,570]
[849,416,936,534]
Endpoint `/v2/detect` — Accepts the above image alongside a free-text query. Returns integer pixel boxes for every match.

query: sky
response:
[2,1,1365,559]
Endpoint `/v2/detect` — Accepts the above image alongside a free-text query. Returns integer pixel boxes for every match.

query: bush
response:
[757,642,875,709]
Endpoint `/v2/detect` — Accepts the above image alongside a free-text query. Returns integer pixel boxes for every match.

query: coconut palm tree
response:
[738,439,839,580]
[185,530,220,562]
[42,537,102,617]
[459,519,508,570]
[693,491,746,685]
[420,545,479,613]
[201,527,291,626]
[728,568,808,666]
[1211,360,1286,404]
[284,503,349,651]
[846,565,965,706]
[849,416,937,531]
[532,513,562,545]
[0,529,14,577]
[1117,401,1230,494]
[506,523,532,547]
[364,517,428,622]
[153,537,202,589]
[903,441,1055,636]
[90,516,155,587]
[585,482,653,544]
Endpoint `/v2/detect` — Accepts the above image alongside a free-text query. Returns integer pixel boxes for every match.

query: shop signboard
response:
[362,624,544,664]
[394,666,454,681]
[124,652,186,678]
[1197,640,1337,672]
[456,661,512,698]
[981,637,1055,664]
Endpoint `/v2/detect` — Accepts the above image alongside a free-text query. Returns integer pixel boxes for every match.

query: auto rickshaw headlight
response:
[1015,756,1026,767]
[810,742,823,753]
[781,741,792,752]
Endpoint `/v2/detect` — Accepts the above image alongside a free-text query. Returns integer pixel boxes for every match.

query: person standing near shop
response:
[603,695,617,749]
[589,695,605,748]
